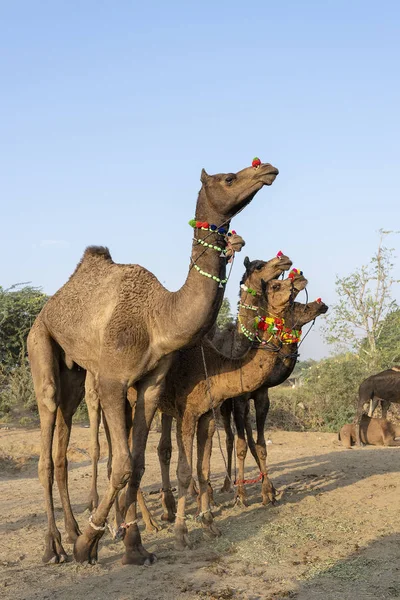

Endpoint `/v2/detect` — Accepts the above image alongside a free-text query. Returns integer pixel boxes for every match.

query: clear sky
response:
[1,1,399,360]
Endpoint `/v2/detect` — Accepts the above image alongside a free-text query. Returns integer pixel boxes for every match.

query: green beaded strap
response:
[193,264,228,285]
[239,302,258,311]
[196,238,225,253]
[240,284,259,297]
[238,316,262,342]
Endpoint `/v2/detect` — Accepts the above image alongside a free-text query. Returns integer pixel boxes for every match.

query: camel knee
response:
[177,465,192,490]
[256,442,267,460]
[39,381,58,414]
[111,454,132,490]
[236,438,248,459]
[158,444,172,466]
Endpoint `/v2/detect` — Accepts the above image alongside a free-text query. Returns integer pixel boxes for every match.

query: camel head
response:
[199,160,279,220]
[263,271,308,314]
[241,252,293,295]
[308,299,329,317]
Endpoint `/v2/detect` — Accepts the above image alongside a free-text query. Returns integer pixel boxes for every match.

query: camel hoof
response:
[42,534,68,565]
[235,495,248,508]
[175,534,192,551]
[202,522,221,539]
[121,550,157,566]
[220,477,233,494]
[73,531,101,564]
[144,519,162,534]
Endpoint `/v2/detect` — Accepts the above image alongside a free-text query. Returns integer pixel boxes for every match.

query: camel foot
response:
[73,528,103,564]
[220,476,233,494]
[261,478,277,506]
[174,522,193,551]
[160,489,176,522]
[122,524,157,565]
[235,488,248,507]
[201,512,221,539]
[143,515,162,534]
[207,483,218,507]
[42,532,68,564]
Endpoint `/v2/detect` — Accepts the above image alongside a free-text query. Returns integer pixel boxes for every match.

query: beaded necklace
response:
[189,219,238,287]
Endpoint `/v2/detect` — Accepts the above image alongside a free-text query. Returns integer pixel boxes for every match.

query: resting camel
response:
[85,251,293,531]
[355,367,400,446]
[220,297,328,505]
[340,415,400,448]
[133,270,321,549]
[27,160,279,565]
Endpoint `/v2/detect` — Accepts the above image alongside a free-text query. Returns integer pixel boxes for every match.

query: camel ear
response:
[200,168,210,184]
[243,256,250,270]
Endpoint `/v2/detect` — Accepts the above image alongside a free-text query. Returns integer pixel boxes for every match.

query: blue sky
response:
[1,1,399,359]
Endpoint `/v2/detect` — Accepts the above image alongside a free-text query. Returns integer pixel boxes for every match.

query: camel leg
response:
[196,411,221,539]
[368,398,379,417]
[54,365,86,544]
[254,390,276,505]
[220,399,234,493]
[74,379,131,564]
[174,414,196,550]
[158,413,176,522]
[28,322,67,564]
[233,400,249,506]
[244,401,259,466]
[121,358,171,566]
[355,396,368,447]
[85,372,101,512]
[381,400,390,420]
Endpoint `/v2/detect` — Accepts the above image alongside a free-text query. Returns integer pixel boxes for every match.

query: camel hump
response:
[82,246,113,261]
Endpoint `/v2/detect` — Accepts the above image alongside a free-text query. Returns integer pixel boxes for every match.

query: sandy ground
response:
[1,425,400,600]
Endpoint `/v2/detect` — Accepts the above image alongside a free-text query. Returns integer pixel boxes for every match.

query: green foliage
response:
[216,298,234,328]
[323,230,399,370]
[0,284,48,370]
[375,308,400,368]
[268,353,370,432]
[0,284,47,420]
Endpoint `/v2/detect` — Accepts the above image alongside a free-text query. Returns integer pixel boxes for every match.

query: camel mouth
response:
[258,166,279,186]
[293,277,308,293]
[279,259,293,271]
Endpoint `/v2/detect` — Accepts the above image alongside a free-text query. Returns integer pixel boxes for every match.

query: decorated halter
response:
[188,220,239,287]
[238,264,306,346]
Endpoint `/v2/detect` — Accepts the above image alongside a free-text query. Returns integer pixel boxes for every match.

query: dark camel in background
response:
[28,160,278,566]
[355,367,400,446]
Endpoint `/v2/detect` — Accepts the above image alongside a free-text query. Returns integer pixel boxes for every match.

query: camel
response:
[220,299,328,505]
[85,251,293,530]
[355,367,400,446]
[339,415,400,448]
[27,160,279,565]
[135,270,321,549]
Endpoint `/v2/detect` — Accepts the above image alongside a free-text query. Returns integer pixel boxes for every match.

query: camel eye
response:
[272,284,280,290]
[225,175,235,185]
[256,265,263,271]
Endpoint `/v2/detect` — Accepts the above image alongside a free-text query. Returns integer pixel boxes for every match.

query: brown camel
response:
[85,251,293,530]
[355,367,400,446]
[340,415,400,448]
[135,270,311,549]
[27,160,279,565]
[220,297,328,505]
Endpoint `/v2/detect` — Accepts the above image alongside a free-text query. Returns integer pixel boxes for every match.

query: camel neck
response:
[167,192,232,350]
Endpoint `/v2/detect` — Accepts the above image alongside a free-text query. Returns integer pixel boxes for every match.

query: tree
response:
[323,230,399,369]
[216,298,234,328]
[0,284,48,370]
[375,308,400,368]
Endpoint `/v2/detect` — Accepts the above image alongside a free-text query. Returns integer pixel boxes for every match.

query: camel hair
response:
[84,251,293,532]
[340,415,400,448]
[123,269,311,550]
[27,159,279,566]
[355,367,400,446]
[219,300,328,506]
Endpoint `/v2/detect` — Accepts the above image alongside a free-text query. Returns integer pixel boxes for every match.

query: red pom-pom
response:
[196,221,202,228]
[276,250,283,258]
[252,157,261,168]
[288,272,295,279]
[316,297,322,303]
[258,321,268,331]
[231,230,236,235]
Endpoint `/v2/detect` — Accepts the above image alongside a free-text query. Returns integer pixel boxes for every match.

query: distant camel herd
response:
[25,158,400,567]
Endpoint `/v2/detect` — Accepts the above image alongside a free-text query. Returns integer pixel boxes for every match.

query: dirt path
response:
[1,426,399,600]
